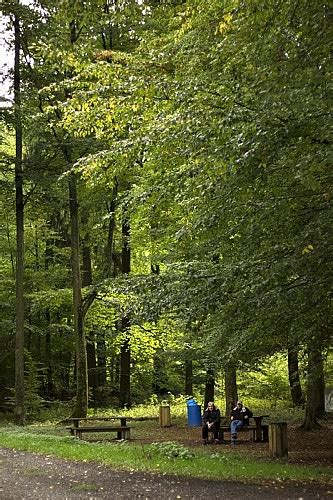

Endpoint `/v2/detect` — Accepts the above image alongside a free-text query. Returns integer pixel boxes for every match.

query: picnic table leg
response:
[119,418,129,440]
[262,426,269,442]
[123,428,131,440]
[249,428,256,441]
[256,424,262,442]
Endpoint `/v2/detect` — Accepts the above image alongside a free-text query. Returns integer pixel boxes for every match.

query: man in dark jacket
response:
[202,402,221,444]
[230,400,253,444]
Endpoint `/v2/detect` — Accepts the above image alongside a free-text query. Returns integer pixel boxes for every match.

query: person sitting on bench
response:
[230,400,253,444]
[202,401,221,444]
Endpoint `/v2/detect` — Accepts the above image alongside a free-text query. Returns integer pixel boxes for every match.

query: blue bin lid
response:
[186,398,198,406]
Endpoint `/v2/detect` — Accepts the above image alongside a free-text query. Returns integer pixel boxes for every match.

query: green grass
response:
[0,427,331,485]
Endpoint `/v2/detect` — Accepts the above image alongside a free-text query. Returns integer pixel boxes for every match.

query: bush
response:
[149,441,195,459]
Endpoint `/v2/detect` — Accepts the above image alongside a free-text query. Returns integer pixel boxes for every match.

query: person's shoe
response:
[203,439,209,445]
[214,439,219,445]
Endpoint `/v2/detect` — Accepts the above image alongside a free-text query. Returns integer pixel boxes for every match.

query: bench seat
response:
[68,425,132,440]
[218,424,269,442]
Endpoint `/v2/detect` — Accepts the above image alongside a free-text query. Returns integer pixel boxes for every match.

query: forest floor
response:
[132,418,333,467]
[0,418,332,499]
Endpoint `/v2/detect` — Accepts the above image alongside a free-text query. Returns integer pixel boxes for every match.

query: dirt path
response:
[0,447,332,499]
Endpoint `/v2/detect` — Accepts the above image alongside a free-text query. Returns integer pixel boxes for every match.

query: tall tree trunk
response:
[185,358,193,397]
[45,311,54,400]
[313,352,325,418]
[225,364,238,417]
[44,231,55,400]
[86,337,97,397]
[288,347,305,407]
[153,350,166,395]
[14,5,25,426]
[69,172,88,418]
[119,317,131,408]
[119,214,131,408]
[104,183,117,278]
[300,343,323,430]
[204,368,215,408]
[97,334,107,387]
[81,214,98,403]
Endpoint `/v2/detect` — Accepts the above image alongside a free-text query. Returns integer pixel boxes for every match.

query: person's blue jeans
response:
[230,419,243,438]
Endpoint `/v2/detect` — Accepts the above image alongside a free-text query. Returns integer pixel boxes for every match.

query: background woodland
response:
[0,0,332,429]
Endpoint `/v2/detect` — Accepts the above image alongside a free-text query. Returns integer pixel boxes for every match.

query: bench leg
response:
[72,429,82,439]
[120,428,130,440]
[218,429,225,442]
[117,428,131,440]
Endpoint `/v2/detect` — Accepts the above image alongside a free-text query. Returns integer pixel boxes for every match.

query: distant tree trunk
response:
[225,364,238,417]
[151,263,164,396]
[104,183,117,278]
[288,347,305,407]
[119,316,131,408]
[204,369,215,408]
[313,352,325,418]
[97,334,107,387]
[81,216,98,403]
[44,231,55,400]
[300,344,323,430]
[119,214,131,408]
[45,310,54,400]
[86,336,97,396]
[185,358,193,397]
[14,5,25,426]
[153,351,164,395]
[69,172,88,418]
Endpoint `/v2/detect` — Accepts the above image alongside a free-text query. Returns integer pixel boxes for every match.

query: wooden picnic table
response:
[68,415,159,426]
[66,415,158,440]
[252,415,269,427]
[251,415,269,442]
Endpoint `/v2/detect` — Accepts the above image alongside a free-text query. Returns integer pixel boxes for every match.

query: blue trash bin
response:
[186,398,202,427]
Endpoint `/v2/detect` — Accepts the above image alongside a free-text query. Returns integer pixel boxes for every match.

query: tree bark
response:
[288,347,305,407]
[225,364,238,417]
[300,344,323,430]
[14,5,25,426]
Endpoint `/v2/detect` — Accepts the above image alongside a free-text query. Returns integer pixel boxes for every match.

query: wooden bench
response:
[218,423,269,442]
[68,425,132,440]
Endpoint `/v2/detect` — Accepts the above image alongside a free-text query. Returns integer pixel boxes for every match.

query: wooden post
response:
[269,423,288,458]
[159,404,171,427]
